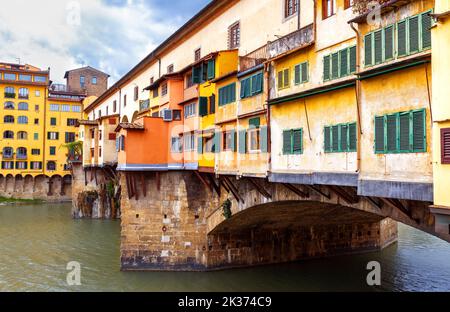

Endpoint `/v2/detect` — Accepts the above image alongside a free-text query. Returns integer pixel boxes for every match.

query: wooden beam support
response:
[222,176,243,203]
[282,183,309,198]
[207,174,221,197]
[194,171,212,193]
[365,197,384,210]
[305,185,331,199]
[156,172,161,191]
[94,168,98,186]
[84,169,88,186]
[247,178,272,199]
[220,176,231,194]
[126,173,133,200]
[381,198,410,217]
[141,173,147,197]
[328,185,359,204]
[132,173,138,201]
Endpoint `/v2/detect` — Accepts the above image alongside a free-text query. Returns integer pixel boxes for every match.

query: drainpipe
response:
[349,22,362,173]
[297,0,301,30]
[43,70,49,175]
[265,62,271,175]
[157,58,162,78]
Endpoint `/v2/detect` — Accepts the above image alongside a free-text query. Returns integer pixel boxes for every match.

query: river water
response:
[0,202,449,292]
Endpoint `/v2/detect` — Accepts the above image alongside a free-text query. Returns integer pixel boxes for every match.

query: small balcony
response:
[240,45,268,72]
[4,92,15,99]
[18,94,29,100]
[267,24,314,59]
[139,99,150,112]
[2,154,13,160]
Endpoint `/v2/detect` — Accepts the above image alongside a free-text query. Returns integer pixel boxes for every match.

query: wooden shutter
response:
[301,62,308,83]
[255,72,263,93]
[386,114,397,152]
[340,124,348,151]
[349,123,357,151]
[207,60,215,80]
[230,83,236,102]
[409,15,420,53]
[340,49,348,77]
[331,53,339,79]
[239,130,247,154]
[292,129,302,154]
[283,130,292,155]
[283,69,289,88]
[242,78,250,98]
[374,30,383,64]
[412,109,426,151]
[324,126,331,152]
[332,125,339,152]
[399,112,410,151]
[209,94,216,114]
[349,46,356,73]
[260,126,268,153]
[421,12,432,49]
[278,71,283,89]
[199,97,208,116]
[375,116,385,153]
[192,66,201,84]
[384,26,394,60]
[231,129,236,152]
[214,131,221,153]
[197,136,203,154]
[108,133,116,141]
[323,55,330,80]
[294,64,301,84]
[364,33,373,66]
[441,128,450,164]
[249,117,260,129]
[397,20,407,56]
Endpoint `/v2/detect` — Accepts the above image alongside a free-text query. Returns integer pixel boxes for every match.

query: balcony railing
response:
[16,154,27,160]
[267,24,314,59]
[3,154,13,159]
[4,92,15,99]
[240,45,269,72]
[18,94,29,100]
[139,99,150,111]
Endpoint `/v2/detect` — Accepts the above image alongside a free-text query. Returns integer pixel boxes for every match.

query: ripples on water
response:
[0,203,449,292]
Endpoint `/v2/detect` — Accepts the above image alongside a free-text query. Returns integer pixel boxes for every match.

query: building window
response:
[106,106,109,116]
[150,77,154,85]
[17,131,28,140]
[4,101,14,109]
[31,162,42,170]
[113,100,117,113]
[2,147,14,158]
[173,110,182,121]
[32,149,41,155]
[277,68,290,90]
[19,74,32,81]
[2,161,14,169]
[47,132,59,140]
[16,162,28,170]
[218,83,236,106]
[80,76,85,88]
[223,131,236,151]
[50,146,56,155]
[4,87,15,98]
[18,102,28,111]
[34,76,46,83]
[34,133,39,140]
[92,77,97,84]
[294,62,309,84]
[184,102,197,118]
[35,90,41,97]
[161,82,168,96]
[18,116,28,124]
[67,119,77,126]
[171,136,183,153]
[16,147,27,159]
[285,0,298,18]
[108,133,116,141]
[65,132,76,143]
[324,123,357,153]
[47,161,56,171]
[283,129,303,155]
[4,115,14,123]
[240,72,263,99]
[50,117,57,126]
[134,86,139,101]
[35,105,39,112]
[3,131,14,139]
[441,128,450,164]
[344,0,353,9]
[322,0,335,19]
[124,94,127,107]
[229,22,240,49]
[204,136,215,153]
[195,48,201,61]
[91,129,95,139]
[61,104,70,112]
[167,64,174,74]
[98,130,102,141]
[153,88,159,98]
[90,148,95,157]
[323,46,357,81]
[186,72,194,88]
[34,118,39,125]
[374,109,426,154]
[248,128,261,153]
[184,132,195,151]
[18,88,29,99]
[99,147,102,157]
[4,73,16,80]
[50,104,59,111]
[72,105,81,112]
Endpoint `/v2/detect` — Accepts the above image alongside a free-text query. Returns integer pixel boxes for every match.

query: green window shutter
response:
[409,15,420,53]
[231,129,236,152]
[421,12,432,49]
[239,130,247,154]
[260,126,268,153]
[364,33,373,66]
[412,109,426,152]
[199,97,208,116]
[375,116,385,153]
[278,71,283,89]
[384,26,394,60]
[230,83,236,102]
[207,60,215,80]
[323,55,330,81]
[192,66,201,84]
[301,62,308,83]
[283,69,289,88]
[331,53,339,79]
[240,79,247,99]
[349,123,357,151]
[292,129,302,154]
[294,65,301,84]
[332,126,339,152]
[214,131,221,153]
[249,117,260,128]
[340,124,348,151]
[197,136,203,154]
[398,20,407,56]
[374,30,383,64]
[386,114,398,152]
[349,46,357,73]
[339,49,348,77]
[283,130,292,155]
[324,126,331,152]
[245,79,251,97]
[255,72,263,93]
[399,112,410,151]
[218,88,223,106]
[209,94,216,114]
[251,75,257,94]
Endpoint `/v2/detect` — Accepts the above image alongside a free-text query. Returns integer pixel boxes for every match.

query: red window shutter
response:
[109,118,116,125]
[109,133,116,141]
[441,128,450,164]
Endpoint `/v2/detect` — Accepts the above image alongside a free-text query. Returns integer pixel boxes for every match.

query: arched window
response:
[18,102,28,110]
[4,101,14,109]
[47,161,56,171]
[2,147,13,158]
[3,131,14,139]
[4,87,15,98]
[16,147,27,159]
[18,88,29,99]
[4,115,14,123]
[18,116,28,124]
[17,131,28,140]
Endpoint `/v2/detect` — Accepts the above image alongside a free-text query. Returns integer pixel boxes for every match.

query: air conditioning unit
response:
[163,109,173,122]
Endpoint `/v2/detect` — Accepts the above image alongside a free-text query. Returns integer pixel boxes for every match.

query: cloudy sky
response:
[0,0,210,84]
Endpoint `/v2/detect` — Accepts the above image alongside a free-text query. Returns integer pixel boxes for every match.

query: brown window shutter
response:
[109,118,116,125]
[441,128,450,164]
[109,133,116,141]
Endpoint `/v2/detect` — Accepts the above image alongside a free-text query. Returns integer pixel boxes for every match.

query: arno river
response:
[0,202,449,292]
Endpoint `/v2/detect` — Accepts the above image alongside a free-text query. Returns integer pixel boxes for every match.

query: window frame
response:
[324,122,357,153]
[247,128,261,153]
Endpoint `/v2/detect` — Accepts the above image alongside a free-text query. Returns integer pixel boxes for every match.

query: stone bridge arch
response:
[23,175,34,194]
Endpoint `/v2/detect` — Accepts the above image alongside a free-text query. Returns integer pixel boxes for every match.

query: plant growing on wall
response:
[352,0,390,14]
[64,141,83,162]
[221,199,232,220]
